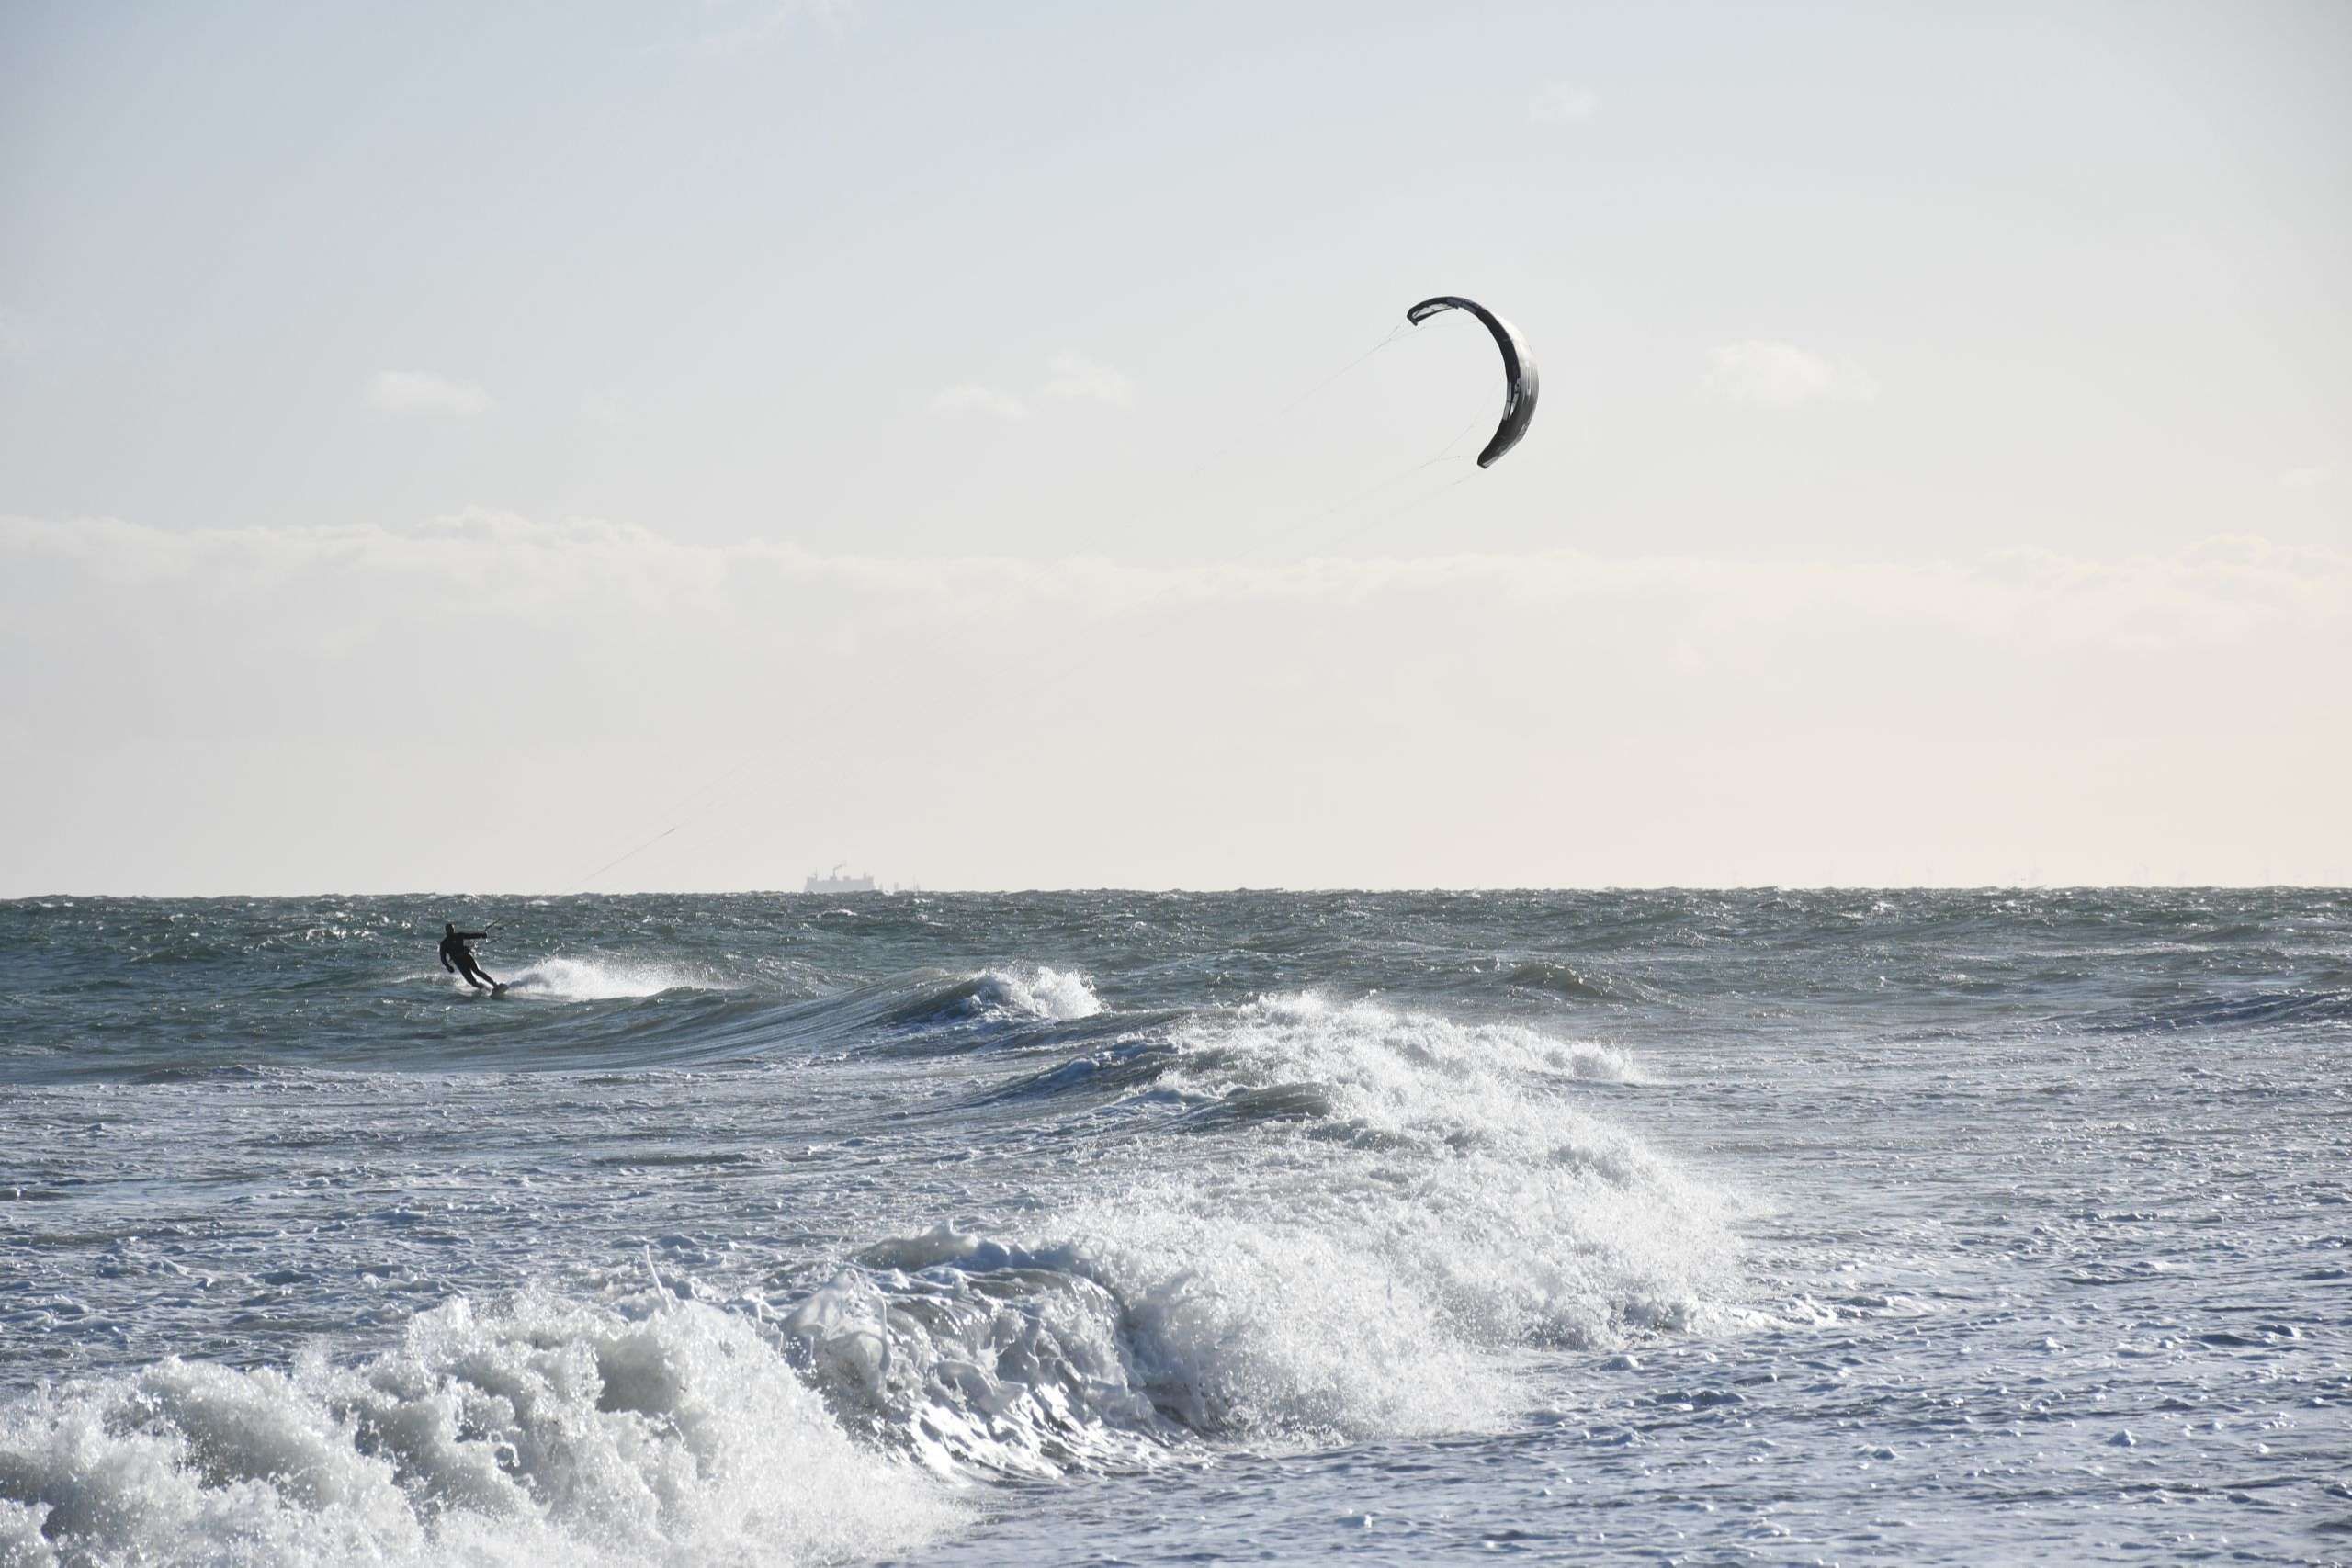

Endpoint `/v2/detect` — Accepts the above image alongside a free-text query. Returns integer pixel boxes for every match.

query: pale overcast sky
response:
[4,0,2347,893]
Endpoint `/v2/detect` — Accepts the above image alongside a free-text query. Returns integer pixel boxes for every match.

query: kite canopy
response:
[1405,296,1539,468]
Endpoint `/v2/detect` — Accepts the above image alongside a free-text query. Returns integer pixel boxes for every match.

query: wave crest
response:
[496,956,708,1001]
[0,1292,957,1567]
[967,966,1102,1022]
[778,997,1732,1479]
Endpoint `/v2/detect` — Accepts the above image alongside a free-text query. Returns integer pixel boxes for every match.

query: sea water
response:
[1,889,2346,1565]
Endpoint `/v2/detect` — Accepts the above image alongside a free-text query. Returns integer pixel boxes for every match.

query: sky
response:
[3,0,2347,893]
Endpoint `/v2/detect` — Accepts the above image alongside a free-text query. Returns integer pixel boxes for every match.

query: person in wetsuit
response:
[438,922,496,990]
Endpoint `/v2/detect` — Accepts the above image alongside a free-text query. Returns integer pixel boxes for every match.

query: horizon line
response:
[6,882,2346,902]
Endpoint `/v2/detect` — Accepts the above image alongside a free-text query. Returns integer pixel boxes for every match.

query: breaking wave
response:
[1,951,1735,1562]
[969,965,1102,1021]
[779,994,1730,1480]
[493,956,713,1002]
[0,1292,958,1568]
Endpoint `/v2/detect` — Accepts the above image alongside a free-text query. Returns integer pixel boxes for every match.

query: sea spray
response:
[13,890,2341,1564]
[495,956,712,1002]
[776,994,1734,1477]
[966,966,1103,1022]
[0,1292,959,1568]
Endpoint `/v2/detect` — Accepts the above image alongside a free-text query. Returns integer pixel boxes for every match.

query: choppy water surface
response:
[2,889,2346,1565]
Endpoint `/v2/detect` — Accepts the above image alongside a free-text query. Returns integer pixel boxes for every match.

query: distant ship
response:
[804,863,878,894]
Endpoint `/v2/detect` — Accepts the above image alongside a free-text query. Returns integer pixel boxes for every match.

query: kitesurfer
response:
[439,922,496,991]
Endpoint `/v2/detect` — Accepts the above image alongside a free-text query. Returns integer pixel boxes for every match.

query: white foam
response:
[1141,998,1725,1352]
[784,1246,1170,1479]
[967,966,1102,1021]
[0,1291,960,1567]
[1174,991,1645,1093]
[779,997,1733,1478]
[498,956,702,1001]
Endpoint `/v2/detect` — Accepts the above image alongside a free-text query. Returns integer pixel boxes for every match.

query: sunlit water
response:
[3,890,2346,1565]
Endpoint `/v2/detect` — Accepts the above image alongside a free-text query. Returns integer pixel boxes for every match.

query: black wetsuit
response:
[439,929,494,990]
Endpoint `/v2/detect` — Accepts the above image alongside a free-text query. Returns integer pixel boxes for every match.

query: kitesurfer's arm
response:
[458,931,488,942]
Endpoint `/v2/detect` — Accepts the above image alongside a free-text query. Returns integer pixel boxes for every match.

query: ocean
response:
[1,889,2346,1566]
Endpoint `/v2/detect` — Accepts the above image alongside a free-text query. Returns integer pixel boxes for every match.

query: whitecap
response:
[966,966,1102,1022]
[0,1291,960,1567]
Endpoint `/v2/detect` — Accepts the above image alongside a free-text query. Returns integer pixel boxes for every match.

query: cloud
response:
[6,512,2346,891]
[933,354,1134,420]
[7,511,2342,649]
[1042,353,1133,407]
[2278,466,2329,492]
[1704,340,1877,408]
[368,370,492,417]
[931,384,1030,421]
[1527,84,1600,124]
